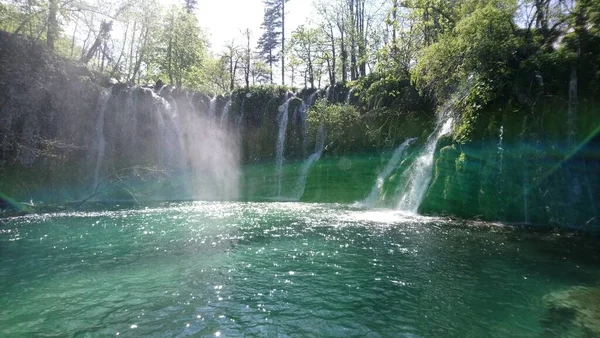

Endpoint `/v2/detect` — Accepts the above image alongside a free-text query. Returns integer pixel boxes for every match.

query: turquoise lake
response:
[1,202,599,337]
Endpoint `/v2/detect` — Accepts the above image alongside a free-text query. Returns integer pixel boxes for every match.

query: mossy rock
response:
[541,286,600,337]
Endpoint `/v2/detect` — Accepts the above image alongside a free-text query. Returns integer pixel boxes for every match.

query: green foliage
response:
[307,98,432,153]
[454,79,497,144]
[308,100,362,152]
[157,6,208,88]
[288,25,326,89]
[414,4,521,100]
[352,71,430,112]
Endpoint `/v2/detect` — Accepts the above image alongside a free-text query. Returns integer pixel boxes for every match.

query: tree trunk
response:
[392,0,397,51]
[358,0,366,77]
[131,23,149,83]
[167,22,174,85]
[127,21,137,80]
[269,49,274,84]
[70,16,79,58]
[81,22,111,65]
[47,0,58,51]
[111,21,129,78]
[281,0,286,85]
[339,18,347,84]
[308,48,314,89]
[329,25,336,85]
[245,32,251,88]
[349,0,357,81]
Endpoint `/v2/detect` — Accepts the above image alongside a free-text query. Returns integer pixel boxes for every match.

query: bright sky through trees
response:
[193,0,314,52]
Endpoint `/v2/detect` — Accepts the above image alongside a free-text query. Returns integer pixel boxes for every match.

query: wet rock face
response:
[541,286,600,337]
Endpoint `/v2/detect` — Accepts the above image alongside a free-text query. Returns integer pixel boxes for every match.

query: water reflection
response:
[0,202,599,337]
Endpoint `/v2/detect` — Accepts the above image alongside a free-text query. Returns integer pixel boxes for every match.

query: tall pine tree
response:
[257,0,289,84]
[184,0,197,13]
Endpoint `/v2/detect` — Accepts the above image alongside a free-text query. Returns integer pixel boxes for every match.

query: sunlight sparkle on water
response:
[1,201,598,337]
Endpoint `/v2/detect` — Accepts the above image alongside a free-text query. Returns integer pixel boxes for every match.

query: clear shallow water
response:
[1,202,599,337]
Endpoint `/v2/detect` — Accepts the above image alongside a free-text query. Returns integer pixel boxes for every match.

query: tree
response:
[159,6,208,87]
[241,28,252,88]
[315,0,348,84]
[47,0,59,50]
[257,0,289,84]
[223,40,243,90]
[289,25,325,89]
[414,4,521,99]
[184,0,197,14]
[80,21,113,65]
[250,57,272,85]
[257,0,281,84]
[280,0,289,85]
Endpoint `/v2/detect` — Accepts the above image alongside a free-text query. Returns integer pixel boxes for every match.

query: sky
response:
[193,0,316,53]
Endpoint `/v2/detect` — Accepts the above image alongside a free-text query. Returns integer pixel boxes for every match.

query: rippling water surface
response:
[1,202,599,337]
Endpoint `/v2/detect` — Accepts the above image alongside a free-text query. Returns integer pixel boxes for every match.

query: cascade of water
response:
[164,95,187,172]
[364,138,417,206]
[294,124,327,200]
[397,112,454,212]
[292,99,306,126]
[568,68,578,148]
[308,91,319,106]
[207,97,217,119]
[498,125,504,174]
[220,99,232,128]
[520,118,530,224]
[235,110,244,141]
[275,97,293,196]
[345,88,355,105]
[149,91,170,168]
[92,88,112,191]
[567,68,582,211]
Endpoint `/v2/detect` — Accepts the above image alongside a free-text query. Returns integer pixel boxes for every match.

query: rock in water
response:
[541,286,600,337]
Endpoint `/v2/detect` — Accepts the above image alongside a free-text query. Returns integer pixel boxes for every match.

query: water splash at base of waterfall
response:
[294,125,327,200]
[275,97,293,196]
[363,138,416,207]
[91,88,112,191]
[207,97,217,119]
[397,113,454,212]
[220,99,232,128]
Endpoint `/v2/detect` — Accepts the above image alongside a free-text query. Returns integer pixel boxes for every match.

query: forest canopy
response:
[0,0,598,99]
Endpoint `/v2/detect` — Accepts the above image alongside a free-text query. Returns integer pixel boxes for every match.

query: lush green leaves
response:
[414,4,520,99]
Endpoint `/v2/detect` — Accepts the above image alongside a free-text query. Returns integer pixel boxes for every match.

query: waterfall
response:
[86,86,239,202]
[308,91,319,106]
[364,138,416,206]
[345,88,355,105]
[275,97,293,196]
[162,94,187,172]
[523,168,530,224]
[294,124,327,200]
[397,113,454,212]
[567,68,578,148]
[498,125,504,174]
[207,97,217,119]
[92,88,112,191]
[220,99,232,128]
[520,118,530,224]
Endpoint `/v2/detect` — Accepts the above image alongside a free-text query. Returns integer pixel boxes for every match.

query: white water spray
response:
[207,97,217,119]
[275,97,293,196]
[397,113,454,212]
[294,124,327,200]
[220,99,232,128]
[92,88,111,190]
[364,138,416,206]
[345,88,355,105]
[498,124,504,174]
